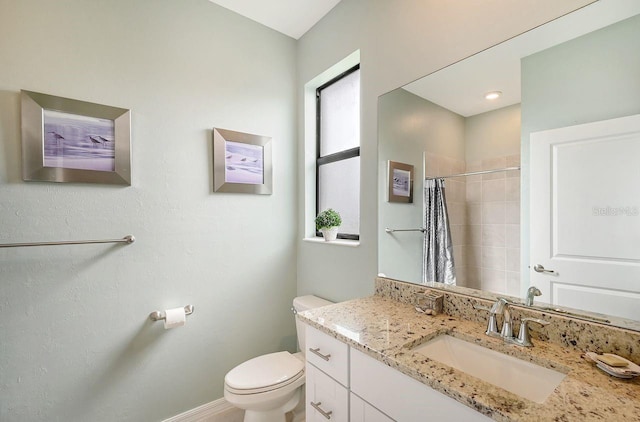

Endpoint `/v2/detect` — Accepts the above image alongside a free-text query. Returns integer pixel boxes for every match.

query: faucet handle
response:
[473,303,503,337]
[473,303,502,337]
[514,317,551,347]
[473,304,491,312]
[497,297,514,305]
[522,317,550,326]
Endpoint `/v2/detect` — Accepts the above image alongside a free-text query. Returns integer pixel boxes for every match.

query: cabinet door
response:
[306,363,349,422]
[351,348,491,421]
[350,393,394,422]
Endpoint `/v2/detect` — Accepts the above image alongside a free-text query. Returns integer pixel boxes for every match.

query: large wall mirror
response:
[378,1,640,330]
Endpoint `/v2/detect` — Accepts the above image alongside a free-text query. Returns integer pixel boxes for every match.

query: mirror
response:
[378,1,640,330]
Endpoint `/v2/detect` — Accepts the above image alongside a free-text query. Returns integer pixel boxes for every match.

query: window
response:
[316,64,360,240]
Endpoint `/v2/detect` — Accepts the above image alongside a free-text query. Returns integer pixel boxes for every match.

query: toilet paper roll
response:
[164,307,186,329]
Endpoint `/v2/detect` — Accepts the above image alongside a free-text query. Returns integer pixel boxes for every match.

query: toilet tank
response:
[293,295,333,356]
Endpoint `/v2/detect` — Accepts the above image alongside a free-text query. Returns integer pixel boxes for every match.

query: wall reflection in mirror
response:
[378,1,640,330]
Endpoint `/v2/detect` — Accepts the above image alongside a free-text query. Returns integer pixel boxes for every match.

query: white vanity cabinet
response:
[351,348,492,421]
[304,324,492,422]
[305,325,350,421]
[306,363,349,422]
[350,394,394,422]
[305,324,349,386]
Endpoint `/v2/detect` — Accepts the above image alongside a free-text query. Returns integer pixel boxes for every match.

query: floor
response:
[209,408,300,422]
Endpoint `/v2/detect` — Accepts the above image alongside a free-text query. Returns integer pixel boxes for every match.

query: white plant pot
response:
[321,227,339,241]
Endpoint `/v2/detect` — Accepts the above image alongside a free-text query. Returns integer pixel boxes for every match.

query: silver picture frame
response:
[21,90,131,185]
[388,160,414,203]
[213,127,272,195]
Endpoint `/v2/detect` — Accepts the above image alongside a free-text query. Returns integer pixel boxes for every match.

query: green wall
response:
[378,88,465,282]
[0,0,297,420]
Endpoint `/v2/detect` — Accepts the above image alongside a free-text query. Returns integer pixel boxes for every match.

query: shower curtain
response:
[423,178,456,285]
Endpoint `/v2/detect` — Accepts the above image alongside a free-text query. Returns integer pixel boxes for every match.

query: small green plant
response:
[315,208,342,230]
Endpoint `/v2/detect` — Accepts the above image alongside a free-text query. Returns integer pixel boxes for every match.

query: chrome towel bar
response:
[149,305,194,322]
[0,235,135,248]
[385,228,426,233]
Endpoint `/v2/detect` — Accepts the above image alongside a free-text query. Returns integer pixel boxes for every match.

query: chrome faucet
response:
[525,286,542,306]
[478,297,513,338]
[483,304,501,338]
[512,318,550,347]
[496,298,514,339]
[477,297,550,347]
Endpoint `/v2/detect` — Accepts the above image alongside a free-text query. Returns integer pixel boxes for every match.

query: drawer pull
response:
[309,347,331,361]
[310,401,333,419]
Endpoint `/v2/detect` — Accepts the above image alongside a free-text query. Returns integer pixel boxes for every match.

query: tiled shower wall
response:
[465,154,521,296]
[424,152,521,296]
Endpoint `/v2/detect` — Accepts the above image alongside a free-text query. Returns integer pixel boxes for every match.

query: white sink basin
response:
[411,335,566,403]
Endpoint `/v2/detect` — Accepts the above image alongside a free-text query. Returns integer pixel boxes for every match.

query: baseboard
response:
[162,397,243,422]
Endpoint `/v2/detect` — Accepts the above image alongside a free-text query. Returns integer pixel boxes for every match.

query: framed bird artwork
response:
[21,90,131,185]
[387,160,414,203]
[212,127,272,195]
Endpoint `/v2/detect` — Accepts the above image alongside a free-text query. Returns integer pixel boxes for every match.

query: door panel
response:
[305,364,348,422]
[530,114,640,321]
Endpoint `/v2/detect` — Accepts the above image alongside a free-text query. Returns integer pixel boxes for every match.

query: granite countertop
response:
[297,295,640,421]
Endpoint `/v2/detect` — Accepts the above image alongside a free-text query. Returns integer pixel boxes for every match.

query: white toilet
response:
[224,295,333,422]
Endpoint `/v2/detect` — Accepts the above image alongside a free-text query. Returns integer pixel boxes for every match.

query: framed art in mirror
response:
[212,127,272,195]
[21,90,131,185]
[387,160,414,203]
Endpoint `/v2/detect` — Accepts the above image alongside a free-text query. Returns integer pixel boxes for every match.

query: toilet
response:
[224,295,333,422]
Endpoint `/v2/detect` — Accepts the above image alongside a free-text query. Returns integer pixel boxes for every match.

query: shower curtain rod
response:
[426,166,520,180]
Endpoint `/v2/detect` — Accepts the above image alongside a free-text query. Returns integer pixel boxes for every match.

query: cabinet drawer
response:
[305,325,349,386]
[306,363,349,422]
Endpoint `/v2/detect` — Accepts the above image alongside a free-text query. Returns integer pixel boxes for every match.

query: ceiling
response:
[208,0,342,39]
[403,0,640,117]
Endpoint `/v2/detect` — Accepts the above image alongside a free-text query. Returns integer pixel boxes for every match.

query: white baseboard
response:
[163,397,243,422]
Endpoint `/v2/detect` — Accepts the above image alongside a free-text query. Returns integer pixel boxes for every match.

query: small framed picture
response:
[212,127,272,194]
[388,160,414,203]
[21,90,131,185]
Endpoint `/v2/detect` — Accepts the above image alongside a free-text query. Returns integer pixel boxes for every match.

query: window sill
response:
[303,237,360,247]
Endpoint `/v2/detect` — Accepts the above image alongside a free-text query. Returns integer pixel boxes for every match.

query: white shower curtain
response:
[423,178,456,285]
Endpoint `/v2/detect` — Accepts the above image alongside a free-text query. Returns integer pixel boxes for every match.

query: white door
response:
[530,114,640,321]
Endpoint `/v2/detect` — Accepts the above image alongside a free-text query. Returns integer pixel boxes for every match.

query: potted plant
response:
[316,208,342,241]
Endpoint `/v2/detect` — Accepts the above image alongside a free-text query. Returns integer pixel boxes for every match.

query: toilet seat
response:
[225,351,304,395]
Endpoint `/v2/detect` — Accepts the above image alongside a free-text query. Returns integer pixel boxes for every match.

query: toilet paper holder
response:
[149,305,194,322]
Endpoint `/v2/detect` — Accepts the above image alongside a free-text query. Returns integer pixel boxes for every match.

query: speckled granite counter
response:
[297,280,640,421]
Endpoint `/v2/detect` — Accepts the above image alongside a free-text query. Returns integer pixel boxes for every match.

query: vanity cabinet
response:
[351,348,491,421]
[304,324,491,422]
[305,325,350,421]
[305,323,349,386]
[306,363,349,422]
[350,394,393,422]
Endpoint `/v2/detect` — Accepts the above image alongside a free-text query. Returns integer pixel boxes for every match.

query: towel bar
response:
[0,235,135,248]
[385,228,426,233]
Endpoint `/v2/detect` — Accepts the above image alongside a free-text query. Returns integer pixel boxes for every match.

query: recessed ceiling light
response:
[485,91,502,100]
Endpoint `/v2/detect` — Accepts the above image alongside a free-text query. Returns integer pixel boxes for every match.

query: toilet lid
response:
[225,351,304,391]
